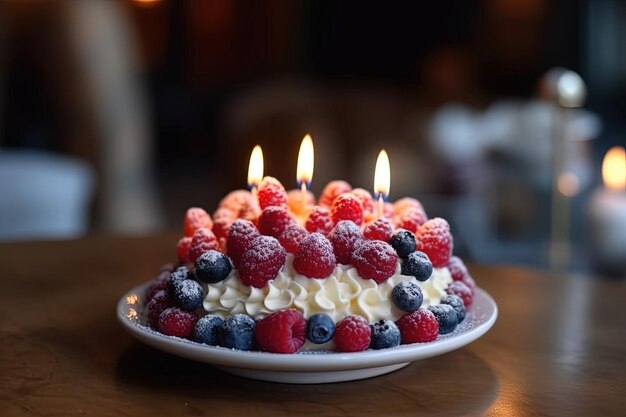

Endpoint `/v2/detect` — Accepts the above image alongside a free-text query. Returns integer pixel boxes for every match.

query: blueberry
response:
[440,295,466,323]
[369,320,401,349]
[173,279,205,311]
[307,314,335,344]
[401,251,433,281]
[390,230,416,258]
[195,250,232,284]
[392,281,423,312]
[219,314,256,350]
[194,314,224,345]
[428,304,458,334]
[169,266,192,292]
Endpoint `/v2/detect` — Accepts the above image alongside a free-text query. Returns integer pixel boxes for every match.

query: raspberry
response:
[213,207,237,222]
[351,240,398,284]
[393,208,427,233]
[363,218,394,242]
[219,190,261,221]
[158,307,197,339]
[335,315,371,352]
[212,218,233,241]
[278,223,309,253]
[394,197,426,217]
[146,289,174,327]
[329,220,364,264]
[146,269,171,301]
[226,219,260,267]
[183,207,213,237]
[446,281,473,308]
[258,206,295,238]
[415,218,453,268]
[331,194,364,226]
[447,256,476,293]
[255,309,307,353]
[239,235,286,288]
[396,309,439,344]
[188,228,219,263]
[319,180,352,208]
[305,206,334,236]
[351,188,375,213]
[293,233,336,278]
[219,190,252,214]
[462,274,476,293]
[176,236,192,264]
[257,176,287,209]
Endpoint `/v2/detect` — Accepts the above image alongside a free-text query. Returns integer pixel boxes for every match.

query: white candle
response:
[374,150,390,218]
[589,146,626,274]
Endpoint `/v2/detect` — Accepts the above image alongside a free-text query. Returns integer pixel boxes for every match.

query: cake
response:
[144,177,477,353]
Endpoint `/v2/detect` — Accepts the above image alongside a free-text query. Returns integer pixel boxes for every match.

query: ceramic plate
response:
[118,282,497,384]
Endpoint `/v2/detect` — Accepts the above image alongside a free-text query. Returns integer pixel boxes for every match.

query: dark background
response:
[0,0,624,269]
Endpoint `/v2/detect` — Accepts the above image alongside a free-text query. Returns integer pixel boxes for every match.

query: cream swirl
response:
[203,255,452,323]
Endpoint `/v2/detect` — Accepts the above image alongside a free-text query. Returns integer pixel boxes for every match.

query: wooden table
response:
[1,235,625,417]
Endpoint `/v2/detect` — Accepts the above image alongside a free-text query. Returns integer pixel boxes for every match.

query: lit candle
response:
[589,146,626,274]
[296,134,314,205]
[374,150,390,218]
[247,145,264,198]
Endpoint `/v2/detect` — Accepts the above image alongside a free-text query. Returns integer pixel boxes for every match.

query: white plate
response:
[118,282,497,384]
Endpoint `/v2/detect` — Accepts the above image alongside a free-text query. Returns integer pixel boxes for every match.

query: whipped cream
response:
[203,254,452,324]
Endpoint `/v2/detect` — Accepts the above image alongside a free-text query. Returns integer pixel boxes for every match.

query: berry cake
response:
[144,177,476,353]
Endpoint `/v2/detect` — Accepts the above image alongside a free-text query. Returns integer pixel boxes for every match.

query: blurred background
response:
[0,0,624,274]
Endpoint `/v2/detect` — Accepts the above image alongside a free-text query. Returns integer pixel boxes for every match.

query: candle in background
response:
[374,150,390,218]
[589,146,626,275]
[296,134,314,206]
[247,145,264,198]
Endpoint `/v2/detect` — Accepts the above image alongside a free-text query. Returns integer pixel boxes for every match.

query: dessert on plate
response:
[143,177,477,353]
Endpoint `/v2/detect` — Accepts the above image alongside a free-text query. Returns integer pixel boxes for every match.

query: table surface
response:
[1,234,625,417]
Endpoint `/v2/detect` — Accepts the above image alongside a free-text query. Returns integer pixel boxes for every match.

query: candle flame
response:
[297,134,314,185]
[374,150,390,198]
[248,145,264,188]
[602,146,626,191]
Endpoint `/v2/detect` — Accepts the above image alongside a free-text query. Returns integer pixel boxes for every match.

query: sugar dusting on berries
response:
[351,240,398,283]
[258,206,295,238]
[415,217,453,268]
[239,235,286,288]
[226,219,260,267]
[293,233,337,279]
[331,193,364,226]
[319,180,352,208]
[329,220,364,264]
[305,206,334,236]
[279,224,309,253]
[257,176,288,209]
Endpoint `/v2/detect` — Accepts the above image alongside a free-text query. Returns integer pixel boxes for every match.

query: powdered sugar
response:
[329,220,364,264]
[351,240,398,283]
[293,233,336,278]
[331,193,364,226]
